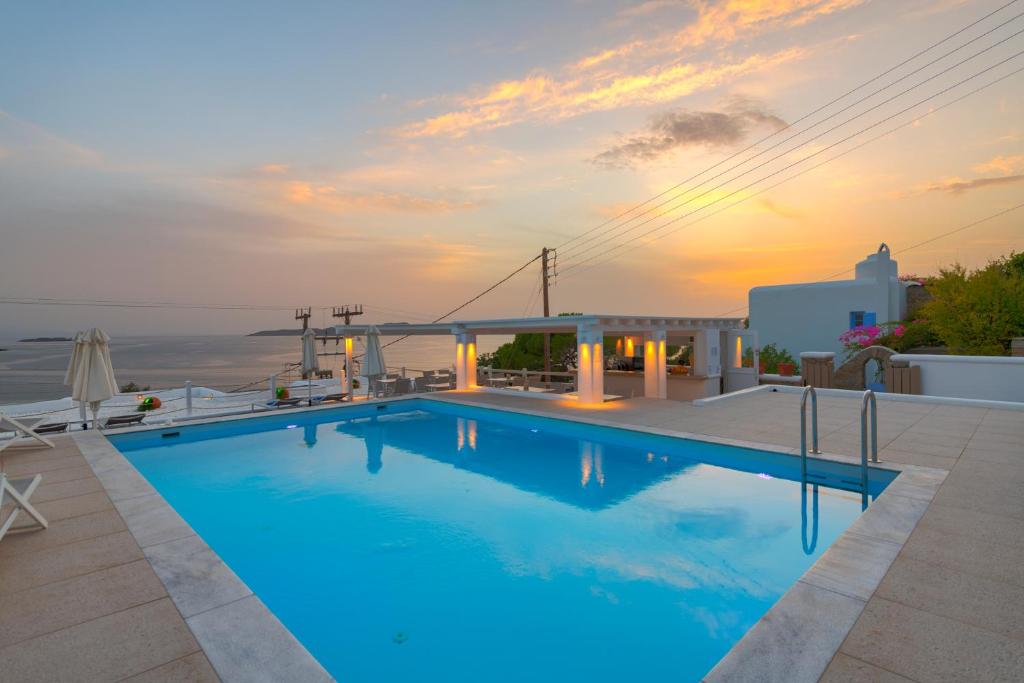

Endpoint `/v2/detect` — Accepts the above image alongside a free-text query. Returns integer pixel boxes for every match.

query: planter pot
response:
[777,362,796,376]
[758,361,767,374]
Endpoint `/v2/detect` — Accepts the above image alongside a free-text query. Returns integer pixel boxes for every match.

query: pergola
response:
[333,314,748,404]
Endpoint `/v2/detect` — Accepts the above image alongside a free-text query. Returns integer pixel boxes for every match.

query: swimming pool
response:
[110,399,895,682]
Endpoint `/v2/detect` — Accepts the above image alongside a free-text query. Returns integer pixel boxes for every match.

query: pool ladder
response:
[799,386,876,502]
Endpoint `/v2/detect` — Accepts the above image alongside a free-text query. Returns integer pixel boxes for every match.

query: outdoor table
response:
[376,377,398,396]
[426,382,451,392]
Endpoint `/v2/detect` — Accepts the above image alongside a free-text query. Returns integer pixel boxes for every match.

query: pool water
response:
[111,400,894,682]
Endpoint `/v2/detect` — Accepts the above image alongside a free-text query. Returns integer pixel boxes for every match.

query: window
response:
[849,311,876,328]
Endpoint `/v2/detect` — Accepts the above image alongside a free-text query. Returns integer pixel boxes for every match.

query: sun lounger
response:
[0,473,49,542]
[35,422,69,434]
[101,413,146,429]
[0,415,57,455]
[317,393,348,404]
[268,397,303,408]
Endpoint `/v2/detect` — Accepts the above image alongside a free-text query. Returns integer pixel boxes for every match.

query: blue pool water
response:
[111,400,895,682]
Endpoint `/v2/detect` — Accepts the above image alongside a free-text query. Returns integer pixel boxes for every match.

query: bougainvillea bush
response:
[839,322,906,359]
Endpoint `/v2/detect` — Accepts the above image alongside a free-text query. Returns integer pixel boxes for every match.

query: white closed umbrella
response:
[69,328,118,429]
[301,328,319,406]
[64,331,88,428]
[364,326,386,398]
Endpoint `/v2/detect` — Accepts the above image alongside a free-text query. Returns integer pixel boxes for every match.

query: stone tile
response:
[932,479,1024,521]
[121,652,220,682]
[918,502,1024,550]
[21,464,95,485]
[876,447,957,470]
[92,464,157,502]
[946,458,1024,487]
[0,531,144,596]
[902,524,1024,588]
[841,597,1024,682]
[960,445,1024,466]
[0,509,126,560]
[819,653,914,682]
[145,535,251,618]
[0,559,167,648]
[187,595,331,682]
[704,582,865,683]
[846,493,930,545]
[801,532,901,602]
[32,475,104,503]
[0,598,201,682]
[33,490,113,522]
[115,492,196,548]
[876,556,1024,642]
[3,455,87,477]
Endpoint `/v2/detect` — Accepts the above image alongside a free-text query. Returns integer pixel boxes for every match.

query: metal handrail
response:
[859,389,878,495]
[799,385,820,481]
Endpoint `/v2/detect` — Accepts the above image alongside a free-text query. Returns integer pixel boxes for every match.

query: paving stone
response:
[33,490,113,522]
[0,531,144,596]
[0,559,167,648]
[121,651,220,683]
[0,509,126,560]
[187,595,331,683]
[841,597,1024,682]
[801,532,901,602]
[704,581,866,683]
[145,535,252,618]
[819,653,914,682]
[32,475,104,503]
[876,556,1024,642]
[0,598,201,682]
[115,492,196,548]
[917,502,1024,550]
[901,524,1024,589]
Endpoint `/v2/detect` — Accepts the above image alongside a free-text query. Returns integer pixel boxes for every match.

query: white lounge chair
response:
[0,473,49,541]
[0,415,57,455]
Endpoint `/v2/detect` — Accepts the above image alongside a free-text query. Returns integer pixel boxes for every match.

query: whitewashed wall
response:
[892,354,1024,403]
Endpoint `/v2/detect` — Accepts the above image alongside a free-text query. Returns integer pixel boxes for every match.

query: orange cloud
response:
[397,1,864,139]
[972,154,1024,175]
[400,49,804,138]
[282,180,481,213]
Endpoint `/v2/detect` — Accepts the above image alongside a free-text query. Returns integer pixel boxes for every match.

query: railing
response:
[799,385,820,481]
[480,367,577,393]
[859,389,878,495]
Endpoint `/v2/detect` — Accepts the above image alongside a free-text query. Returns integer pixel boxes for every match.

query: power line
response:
[560,64,1024,283]
[553,0,1022,255]
[380,253,543,350]
[559,27,1024,268]
[557,49,1024,278]
[713,200,1024,317]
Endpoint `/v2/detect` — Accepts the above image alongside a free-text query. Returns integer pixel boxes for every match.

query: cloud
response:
[591,98,786,168]
[923,174,1024,196]
[399,50,802,139]
[972,154,1024,175]
[394,1,863,139]
[0,110,102,167]
[282,180,481,213]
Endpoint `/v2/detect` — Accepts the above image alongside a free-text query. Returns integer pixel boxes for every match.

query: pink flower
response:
[893,325,906,338]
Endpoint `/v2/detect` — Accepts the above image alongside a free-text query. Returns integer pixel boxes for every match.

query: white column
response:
[644,330,668,398]
[455,332,477,390]
[692,329,722,379]
[343,336,354,400]
[576,326,604,404]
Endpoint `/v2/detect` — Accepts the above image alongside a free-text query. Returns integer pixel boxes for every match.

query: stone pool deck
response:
[1,389,1022,681]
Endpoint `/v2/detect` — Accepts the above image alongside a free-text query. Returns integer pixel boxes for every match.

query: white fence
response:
[891,354,1024,403]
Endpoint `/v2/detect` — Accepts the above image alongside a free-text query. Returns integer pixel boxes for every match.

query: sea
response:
[0,334,507,405]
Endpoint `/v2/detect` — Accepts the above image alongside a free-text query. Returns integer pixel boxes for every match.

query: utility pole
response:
[331,305,364,398]
[541,247,555,379]
[331,304,363,326]
[295,307,312,331]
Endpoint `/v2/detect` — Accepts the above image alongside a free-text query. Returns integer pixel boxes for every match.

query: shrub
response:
[919,252,1024,355]
[756,343,798,374]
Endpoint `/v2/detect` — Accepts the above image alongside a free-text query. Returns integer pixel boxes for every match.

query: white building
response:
[748,244,907,357]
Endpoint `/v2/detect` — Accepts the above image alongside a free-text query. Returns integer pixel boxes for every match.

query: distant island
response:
[248,328,330,337]
[19,336,73,342]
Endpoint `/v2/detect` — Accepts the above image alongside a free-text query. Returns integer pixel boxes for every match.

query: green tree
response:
[478,313,582,370]
[919,252,1024,355]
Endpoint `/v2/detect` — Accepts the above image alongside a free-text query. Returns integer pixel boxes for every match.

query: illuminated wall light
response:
[735,336,743,369]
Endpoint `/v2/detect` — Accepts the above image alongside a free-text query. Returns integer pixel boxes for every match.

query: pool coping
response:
[91,392,947,682]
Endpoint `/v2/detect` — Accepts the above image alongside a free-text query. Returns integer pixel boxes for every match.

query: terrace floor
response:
[1,389,1022,682]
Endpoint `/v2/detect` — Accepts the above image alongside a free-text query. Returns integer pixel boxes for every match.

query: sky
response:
[1,0,1022,336]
